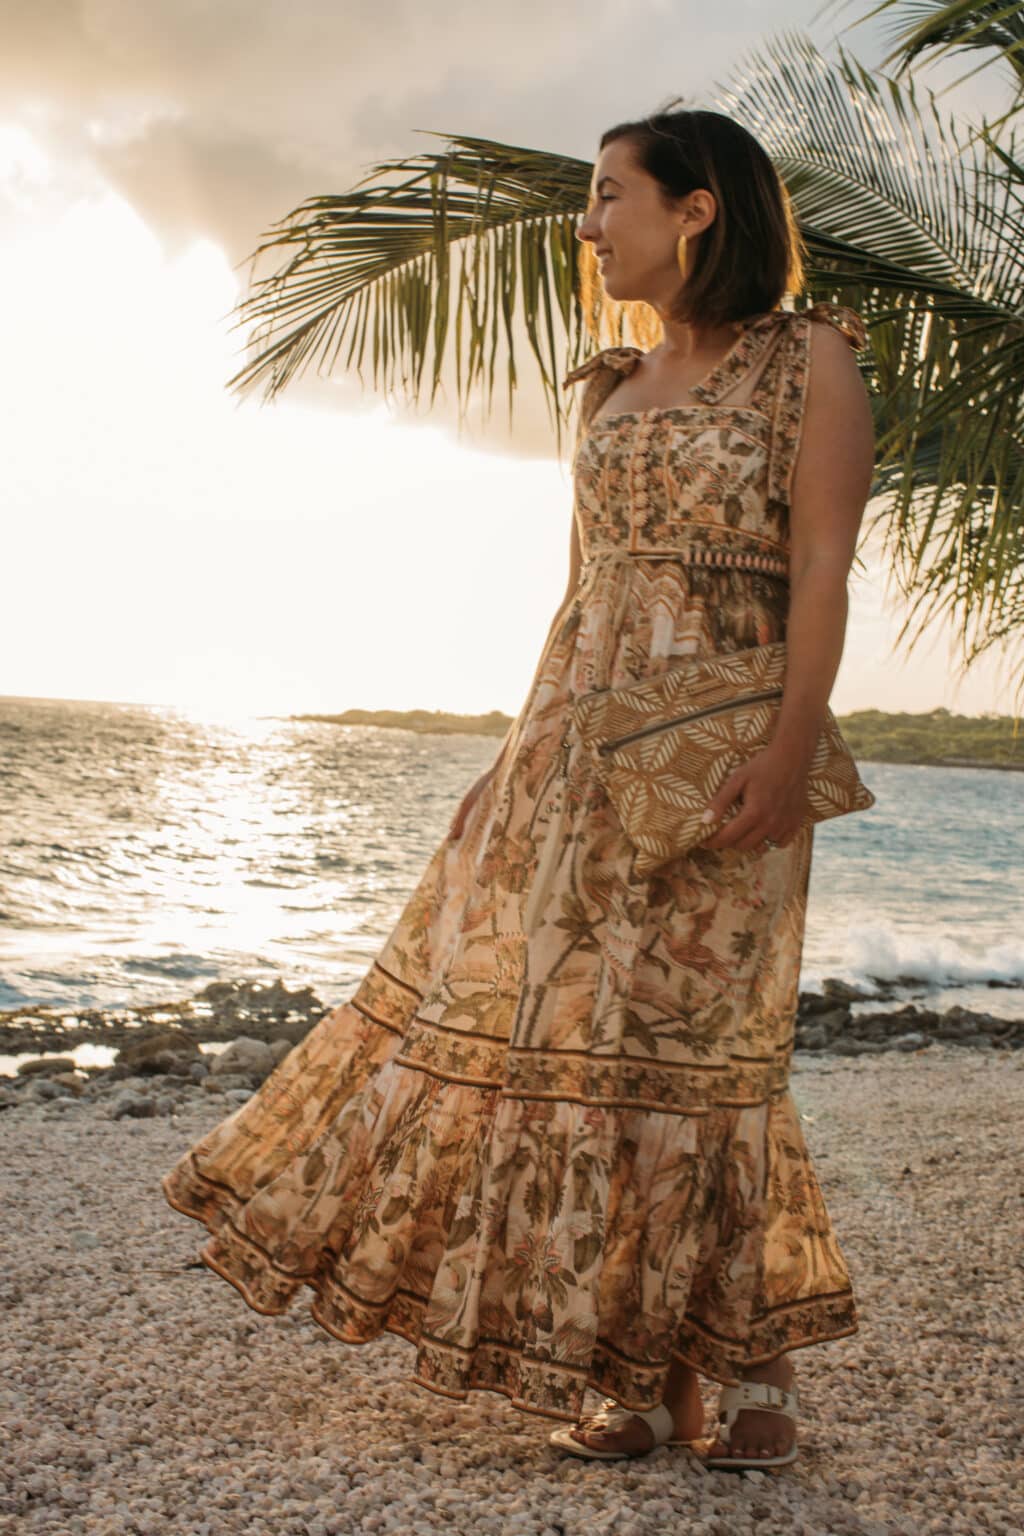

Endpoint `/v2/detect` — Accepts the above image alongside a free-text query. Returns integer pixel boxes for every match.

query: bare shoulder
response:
[792,311,875,513]
[808,314,865,366]
[805,317,872,416]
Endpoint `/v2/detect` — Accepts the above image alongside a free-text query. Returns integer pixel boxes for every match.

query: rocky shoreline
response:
[1,976,1019,1118]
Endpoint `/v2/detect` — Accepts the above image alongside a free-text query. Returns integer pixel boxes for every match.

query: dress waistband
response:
[581,546,790,580]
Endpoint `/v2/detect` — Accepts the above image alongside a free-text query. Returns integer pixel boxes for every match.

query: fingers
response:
[700,796,786,851]
[699,765,748,842]
[703,819,796,852]
[699,764,801,852]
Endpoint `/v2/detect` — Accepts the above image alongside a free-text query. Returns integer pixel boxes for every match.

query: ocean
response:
[2,695,1021,1022]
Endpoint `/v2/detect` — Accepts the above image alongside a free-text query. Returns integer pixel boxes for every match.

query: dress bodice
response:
[561,302,867,579]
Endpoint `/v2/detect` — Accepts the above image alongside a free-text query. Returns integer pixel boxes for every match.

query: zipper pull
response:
[559,729,573,779]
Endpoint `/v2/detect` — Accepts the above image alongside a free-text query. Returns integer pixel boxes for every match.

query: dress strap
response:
[745,303,868,511]
[562,347,644,440]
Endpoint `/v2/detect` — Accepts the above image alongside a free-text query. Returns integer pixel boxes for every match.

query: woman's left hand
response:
[697,740,813,852]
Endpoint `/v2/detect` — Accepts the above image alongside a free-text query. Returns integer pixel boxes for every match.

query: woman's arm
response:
[700,322,875,851]
[770,321,876,758]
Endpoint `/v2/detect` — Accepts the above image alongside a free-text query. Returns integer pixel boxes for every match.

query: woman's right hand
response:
[448,766,497,842]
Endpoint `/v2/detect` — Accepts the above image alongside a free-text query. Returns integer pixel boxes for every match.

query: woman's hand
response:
[697,739,814,852]
[448,766,497,841]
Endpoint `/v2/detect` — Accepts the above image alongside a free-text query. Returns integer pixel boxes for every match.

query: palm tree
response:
[836,0,1024,123]
[223,2,1024,708]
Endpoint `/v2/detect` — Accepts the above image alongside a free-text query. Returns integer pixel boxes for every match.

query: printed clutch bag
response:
[569,640,876,877]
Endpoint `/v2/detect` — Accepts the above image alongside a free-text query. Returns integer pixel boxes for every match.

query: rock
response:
[854,1004,938,1039]
[937,1005,1007,1039]
[832,1038,888,1055]
[47,1071,85,1092]
[109,1091,158,1120]
[272,1016,319,1046]
[894,1032,930,1051]
[210,1037,277,1080]
[815,1007,852,1038]
[797,990,845,1018]
[117,1030,201,1075]
[26,1077,73,1100]
[194,981,241,1005]
[207,1072,257,1093]
[797,1026,830,1051]
[270,1037,297,1065]
[821,977,872,1002]
[16,1055,79,1077]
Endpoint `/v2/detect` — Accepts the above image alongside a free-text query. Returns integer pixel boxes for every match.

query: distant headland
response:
[289,705,1023,771]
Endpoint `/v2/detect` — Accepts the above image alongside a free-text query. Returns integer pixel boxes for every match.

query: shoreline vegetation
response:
[290,705,1024,771]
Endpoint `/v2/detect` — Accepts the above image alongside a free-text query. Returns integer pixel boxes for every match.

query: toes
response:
[570,1427,618,1450]
[570,1428,597,1446]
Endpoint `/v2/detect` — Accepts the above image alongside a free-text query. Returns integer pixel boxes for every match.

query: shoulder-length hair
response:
[585,102,807,341]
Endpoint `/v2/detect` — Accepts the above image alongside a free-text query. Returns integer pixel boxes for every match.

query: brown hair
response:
[588,101,806,338]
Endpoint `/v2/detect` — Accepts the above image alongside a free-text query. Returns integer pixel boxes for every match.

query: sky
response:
[2,0,1019,721]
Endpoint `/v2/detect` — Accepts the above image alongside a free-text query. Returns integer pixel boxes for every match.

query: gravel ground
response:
[2,1044,1021,1536]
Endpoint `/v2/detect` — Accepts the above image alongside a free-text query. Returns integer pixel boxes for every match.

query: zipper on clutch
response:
[596,685,785,757]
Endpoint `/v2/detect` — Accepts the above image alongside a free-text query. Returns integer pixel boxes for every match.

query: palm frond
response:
[223,26,1024,700]
[712,28,1024,703]
[816,0,1024,118]
[224,134,658,455]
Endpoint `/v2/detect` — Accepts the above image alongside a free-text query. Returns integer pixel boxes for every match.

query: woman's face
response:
[575,137,711,309]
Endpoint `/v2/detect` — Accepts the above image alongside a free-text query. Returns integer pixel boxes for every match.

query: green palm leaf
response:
[225,133,597,454]
[716,27,1024,701]
[223,24,1024,700]
[818,0,1024,115]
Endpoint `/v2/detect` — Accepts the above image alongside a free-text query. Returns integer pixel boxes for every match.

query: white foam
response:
[805,921,1024,990]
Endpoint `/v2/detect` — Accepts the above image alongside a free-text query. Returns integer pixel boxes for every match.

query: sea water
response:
[1,695,1020,1021]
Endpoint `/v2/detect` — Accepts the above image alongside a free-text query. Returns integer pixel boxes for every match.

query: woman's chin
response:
[600,275,645,305]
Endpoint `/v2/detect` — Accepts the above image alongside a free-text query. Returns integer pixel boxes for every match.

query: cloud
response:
[0,0,975,452]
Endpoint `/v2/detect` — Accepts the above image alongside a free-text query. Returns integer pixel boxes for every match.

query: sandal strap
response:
[717,1381,799,1442]
[577,1398,675,1446]
[631,1402,676,1443]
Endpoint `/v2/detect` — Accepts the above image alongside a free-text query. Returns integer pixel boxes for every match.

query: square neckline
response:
[585,315,778,433]
[585,402,772,435]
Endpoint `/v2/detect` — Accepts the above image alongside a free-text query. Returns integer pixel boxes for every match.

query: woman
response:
[162,106,875,1473]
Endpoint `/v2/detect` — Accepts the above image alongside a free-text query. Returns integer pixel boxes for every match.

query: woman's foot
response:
[567,1359,705,1456]
[705,1354,797,1462]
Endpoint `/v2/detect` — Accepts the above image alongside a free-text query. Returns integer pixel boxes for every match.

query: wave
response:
[805,923,1024,992]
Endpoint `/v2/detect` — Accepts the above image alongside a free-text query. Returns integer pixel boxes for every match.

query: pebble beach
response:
[2,1033,1021,1536]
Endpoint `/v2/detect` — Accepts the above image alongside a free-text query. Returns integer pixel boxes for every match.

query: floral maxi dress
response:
[162,301,867,1426]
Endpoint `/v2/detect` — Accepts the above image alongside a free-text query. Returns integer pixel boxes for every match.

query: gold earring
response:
[676,231,688,278]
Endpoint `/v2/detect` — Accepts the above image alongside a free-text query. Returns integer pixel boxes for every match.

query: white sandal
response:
[549,1396,700,1460]
[703,1379,800,1471]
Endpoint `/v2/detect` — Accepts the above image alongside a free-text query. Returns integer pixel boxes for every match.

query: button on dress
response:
[162,301,867,1426]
